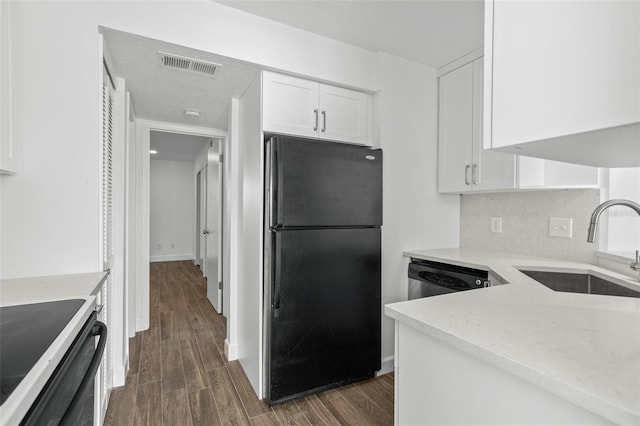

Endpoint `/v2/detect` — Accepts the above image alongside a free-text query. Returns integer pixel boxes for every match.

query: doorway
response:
[145,123,227,325]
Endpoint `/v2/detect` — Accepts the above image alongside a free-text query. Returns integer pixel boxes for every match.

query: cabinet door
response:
[438,63,474,193]
[0,0,17,174]
[471,58,516,191]
[486,0,640,149]
[318,84,369,144]
[262,71,319,138]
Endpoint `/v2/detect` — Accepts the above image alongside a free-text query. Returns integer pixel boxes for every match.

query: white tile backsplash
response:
[460,189,601,263]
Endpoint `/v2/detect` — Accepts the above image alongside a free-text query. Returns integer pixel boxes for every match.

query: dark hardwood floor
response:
[104,261,394,425]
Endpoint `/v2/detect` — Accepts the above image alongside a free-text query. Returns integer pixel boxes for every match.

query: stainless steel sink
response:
[519,269,640,298]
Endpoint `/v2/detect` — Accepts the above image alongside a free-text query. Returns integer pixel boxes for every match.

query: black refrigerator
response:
[263,134,382,405]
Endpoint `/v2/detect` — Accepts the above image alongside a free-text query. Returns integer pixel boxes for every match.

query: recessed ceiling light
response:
[184,109,200,118]
[150,150,158,154]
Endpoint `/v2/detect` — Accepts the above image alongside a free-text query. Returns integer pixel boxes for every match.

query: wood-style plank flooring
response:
[104,261,394,425]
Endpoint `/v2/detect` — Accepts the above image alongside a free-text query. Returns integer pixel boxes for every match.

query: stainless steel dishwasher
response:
[408,258,490,299]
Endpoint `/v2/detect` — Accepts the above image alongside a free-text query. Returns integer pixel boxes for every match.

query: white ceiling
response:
[102,29,261,130]
[215,0,484,69]
[103,2,483,161]
[150,131,212,162]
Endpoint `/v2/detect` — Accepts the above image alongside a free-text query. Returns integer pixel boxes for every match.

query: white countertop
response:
[385,248,640,425]
[0,272,107,426]
[0,271,107,307]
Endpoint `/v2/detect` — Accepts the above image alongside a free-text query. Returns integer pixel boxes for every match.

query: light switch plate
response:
[549,217,573,238]
[491,216,503,233]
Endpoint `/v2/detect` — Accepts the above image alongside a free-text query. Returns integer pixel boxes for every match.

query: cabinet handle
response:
[465,165,471,186]
[313,109,319,131]
[321,110,326,132]
[472,163,479,185]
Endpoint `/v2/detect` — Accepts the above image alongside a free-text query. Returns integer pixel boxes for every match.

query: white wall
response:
[225,98,240,358]
[1,0,465,398]
[149,160,195,262]
[0,0,378,280]
[376,52,460,372]
[460,189,601,263]
[236,75,263,396]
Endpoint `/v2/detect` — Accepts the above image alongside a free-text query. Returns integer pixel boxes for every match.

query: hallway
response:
[104,261,394,425]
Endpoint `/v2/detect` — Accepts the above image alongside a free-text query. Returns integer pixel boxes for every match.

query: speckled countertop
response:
[385,248,640,425]
[0,272,107,426]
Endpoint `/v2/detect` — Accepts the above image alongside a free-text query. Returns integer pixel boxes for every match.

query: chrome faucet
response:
[587,199,640,275]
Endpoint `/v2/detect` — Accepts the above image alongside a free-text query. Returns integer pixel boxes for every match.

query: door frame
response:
[136,120,226,332]
[195,169,202,268]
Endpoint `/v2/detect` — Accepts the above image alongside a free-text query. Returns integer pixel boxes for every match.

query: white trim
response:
[111,75,128,393]
[141,119,227,139]
[378,355,395,376]
[113,359,128,388]
[225,98,240,364]
[150,254,195,263]
[225,338,239,361]
[437,46,484,77]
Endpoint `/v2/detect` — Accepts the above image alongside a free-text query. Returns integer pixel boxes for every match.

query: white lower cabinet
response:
[262,71,371,145]
[94,283,109,426]
[438,56,599,194]
[395,322,611,425]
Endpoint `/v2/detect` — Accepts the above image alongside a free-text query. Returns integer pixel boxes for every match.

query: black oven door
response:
[21,312,107,426]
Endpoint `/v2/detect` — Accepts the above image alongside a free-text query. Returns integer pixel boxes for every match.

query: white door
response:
[438,62,474,193]
[471,57,516,191]
[318,84,369,144]
[205,144,221,313]
[199,168,207,270]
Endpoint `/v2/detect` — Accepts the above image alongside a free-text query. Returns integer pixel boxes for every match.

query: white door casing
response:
[99,78,114,425]
[199,168,207,271]
[195,170,201,268]
[138,121,227,337]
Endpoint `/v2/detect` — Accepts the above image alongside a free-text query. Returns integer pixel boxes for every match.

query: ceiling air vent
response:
[158,51,220,77]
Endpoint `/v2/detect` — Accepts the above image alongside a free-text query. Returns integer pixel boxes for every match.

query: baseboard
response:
[136,317,149,332]
[150,254,194,262]
[225,338,238,361]
[377,355,394,376]
[113,356,128,388]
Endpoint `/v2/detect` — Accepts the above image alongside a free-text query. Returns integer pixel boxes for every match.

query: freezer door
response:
[268,135,382,228]
[266,228,381,404]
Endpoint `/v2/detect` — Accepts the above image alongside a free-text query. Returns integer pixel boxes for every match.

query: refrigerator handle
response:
[273,235,281,318]
[266,138,277,228]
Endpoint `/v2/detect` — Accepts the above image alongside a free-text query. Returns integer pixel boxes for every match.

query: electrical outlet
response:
[549,217,573,238]
[157,243,162,249]
[491,217,503,233]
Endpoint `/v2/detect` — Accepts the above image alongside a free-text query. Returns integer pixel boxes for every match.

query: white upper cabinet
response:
[262,71,371,145]
[0,0,17,174]
[438,57,515,193]
[484,0,640,167]
[317,84,369,144]
[262,72,319,139]
[438,56,599,194]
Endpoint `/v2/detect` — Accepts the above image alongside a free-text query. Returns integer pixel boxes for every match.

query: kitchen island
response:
[385,249,640,425]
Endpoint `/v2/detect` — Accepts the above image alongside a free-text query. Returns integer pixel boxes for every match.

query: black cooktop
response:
[0,299,85,405]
